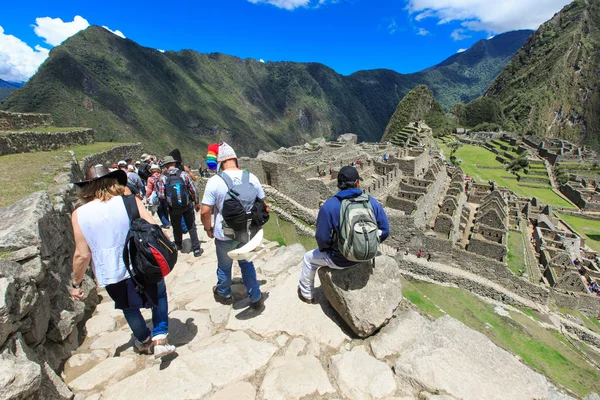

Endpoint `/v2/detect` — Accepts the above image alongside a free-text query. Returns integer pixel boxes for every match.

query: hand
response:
[195,203,200,212]
[71,287,84,301]
[206,229,214,239]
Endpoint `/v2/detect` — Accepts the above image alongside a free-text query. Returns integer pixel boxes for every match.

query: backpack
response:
[122,195,178,291]
[219,170,269,243]
[138,162,151,180]
[165,170,190,211]
[337,194,379,262]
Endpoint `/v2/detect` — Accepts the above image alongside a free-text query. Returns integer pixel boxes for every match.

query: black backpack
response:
[165,170,190,211]
[138,162,151,180]
[122,195,178,291]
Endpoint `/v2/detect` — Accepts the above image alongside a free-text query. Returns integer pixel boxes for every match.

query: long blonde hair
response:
[77,178,125,204]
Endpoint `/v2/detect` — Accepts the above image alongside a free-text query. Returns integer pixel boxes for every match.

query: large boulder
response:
[318,255,403,338]
[393,316,549,400]
[258,244,306,277]
[0,334,42,399]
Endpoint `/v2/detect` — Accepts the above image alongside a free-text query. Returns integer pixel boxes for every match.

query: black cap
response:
[338,166,363,184]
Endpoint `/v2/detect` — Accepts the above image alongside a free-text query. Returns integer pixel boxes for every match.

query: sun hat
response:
[75,164,128,188]
[217,142,238,172]
[162,155,177,165]
[127,165,135,172]
[149,164,161,172]
[206,143,219,170]
[135,161,141,166]
[117,160,127,167]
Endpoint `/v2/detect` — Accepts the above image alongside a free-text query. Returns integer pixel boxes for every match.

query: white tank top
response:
[76,196,131,287]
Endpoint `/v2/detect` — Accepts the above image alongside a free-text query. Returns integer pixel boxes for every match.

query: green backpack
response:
[337,194,380,262]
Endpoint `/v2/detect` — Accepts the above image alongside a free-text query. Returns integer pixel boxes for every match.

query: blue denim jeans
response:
[122,280,168,341]
[215,239,261,302]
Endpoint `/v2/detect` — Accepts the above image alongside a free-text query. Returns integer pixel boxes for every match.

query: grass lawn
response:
[557,213,600,253]
[402,278,600,397]
[262,213,316,251]
[507,231,525,276]
[438,143,573,207]
[0,142,128,208]
[556,306,600,335]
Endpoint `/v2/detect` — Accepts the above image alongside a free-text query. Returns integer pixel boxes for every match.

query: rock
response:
[23,292,50,346]
[258,244,305,277]
[167,310,215,346]
[318,255,404,338]
[330,349,397,400]
[40,361,74,400]
[261,355,335,400]
[68,357,137,392]
[94,301,124,320]
[180,332,278,387]
[64,350,109,382]
[284,338,306,357]
[84,314,116,337]
[101,362,212,400]
[584,394,600,400]
[226,269,349,348]
[0,276,17,345]
[0,334,42,399]
[493,305,510,318]
[393,316,549,400]
[208,381,256,400]
[88,330,132,353]
[370,310,430,360]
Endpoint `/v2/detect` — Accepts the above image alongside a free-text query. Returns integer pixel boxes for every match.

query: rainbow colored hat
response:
[206,143,219,170]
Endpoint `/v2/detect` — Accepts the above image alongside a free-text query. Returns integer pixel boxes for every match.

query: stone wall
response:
[0,129,96,156]
[0,110,53,131]
[80,143,143,173]
[552,290,600,317]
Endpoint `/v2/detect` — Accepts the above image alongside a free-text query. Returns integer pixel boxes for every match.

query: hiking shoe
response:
[134,336,153,355]
[193,248,204,258]
[212,286,233,305]
[297,286,314,304]
[152,334,176,359]
[176,244,183,251]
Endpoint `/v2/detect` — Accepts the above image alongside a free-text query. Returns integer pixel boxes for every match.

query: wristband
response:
[72,281,82,289]
[204,227,213,232]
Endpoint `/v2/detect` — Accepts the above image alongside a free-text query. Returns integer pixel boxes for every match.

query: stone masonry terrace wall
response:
[80,143,143,173]
[0,129,96,156]
[0,110,53,131]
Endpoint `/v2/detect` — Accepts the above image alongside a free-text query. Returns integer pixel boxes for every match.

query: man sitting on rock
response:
[298,166,390,304]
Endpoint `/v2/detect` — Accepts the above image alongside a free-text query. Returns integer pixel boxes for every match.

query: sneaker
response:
[297,286,314,304]
[134,336,153,355]
[212,286,233,305]
[193,248,204,258]
[152,334,176,359]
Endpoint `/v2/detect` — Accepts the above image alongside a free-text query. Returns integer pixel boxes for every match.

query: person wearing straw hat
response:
[146,163,170,229]
[200,142,265,309]
[70,164,176,359]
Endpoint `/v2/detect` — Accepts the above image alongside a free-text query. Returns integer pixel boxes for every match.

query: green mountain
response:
[485,0,600,145]
[0,79,21,101]
[381,85,451,142]
[0,26,530,158]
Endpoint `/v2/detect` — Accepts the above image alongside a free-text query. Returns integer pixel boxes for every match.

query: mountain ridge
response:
[0,26,531,157]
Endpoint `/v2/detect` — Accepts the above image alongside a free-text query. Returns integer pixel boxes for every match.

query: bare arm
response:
[201,204,214,239]
[71,210,91,300]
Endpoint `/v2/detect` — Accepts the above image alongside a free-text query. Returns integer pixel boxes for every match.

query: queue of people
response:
[70,142,389,360]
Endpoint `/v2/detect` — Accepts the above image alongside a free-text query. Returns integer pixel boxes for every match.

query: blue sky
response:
[0,0,571,82]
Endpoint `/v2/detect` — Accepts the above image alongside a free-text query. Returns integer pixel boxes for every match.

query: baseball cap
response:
[338,166,363,184]
[117,160,127,167]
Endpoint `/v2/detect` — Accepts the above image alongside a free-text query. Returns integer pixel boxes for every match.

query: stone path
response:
[61,213,584,400]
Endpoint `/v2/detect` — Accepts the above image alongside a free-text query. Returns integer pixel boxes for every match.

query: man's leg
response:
[151,280,169,337]
[239,259,261,303]
[214,239,234,298]
[182,208,201,252]
[299,249,336,301]
[122,308,151,342]
[170,211,183,249]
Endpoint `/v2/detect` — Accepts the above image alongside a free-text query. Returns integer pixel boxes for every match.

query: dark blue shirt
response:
[315,188,390,268]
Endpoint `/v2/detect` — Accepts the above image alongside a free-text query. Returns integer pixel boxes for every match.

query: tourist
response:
[417,249,423,258]
[201,142,265,308]
[118,160,144,198]
[158,156,203,257]
[427,253,432,262]
[70,165,176,359]
[297,166,389,304]
[146,164,170,229]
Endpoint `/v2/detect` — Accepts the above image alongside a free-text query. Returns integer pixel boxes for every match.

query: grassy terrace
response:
[0,142,127,208]
[557,213,600,253]
[0,126,88,135]
[437,141,573,207]
[262,213,316,251]
[507,231,525,276]
[402,279,600,397]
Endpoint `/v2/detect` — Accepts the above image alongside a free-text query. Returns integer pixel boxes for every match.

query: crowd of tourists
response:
[69,142,390,359]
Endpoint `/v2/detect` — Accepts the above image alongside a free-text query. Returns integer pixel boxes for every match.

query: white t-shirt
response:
[202,169,265,241]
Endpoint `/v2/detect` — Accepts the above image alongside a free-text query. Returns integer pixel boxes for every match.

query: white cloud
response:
[0,26,50,82]
[388,19,398,35]
[247,0,338,10]
[158,49,165,53]
[457,48,467,53]
[33,15,89,46]
[259,59,265,63]
[488,35,495,40]
[416,27,430,36]
[406,0,571,34]
[102,26,125,39]
[451,28,470,41]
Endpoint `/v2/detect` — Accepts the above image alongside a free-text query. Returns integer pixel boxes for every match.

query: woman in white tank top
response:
[70,165,175,359]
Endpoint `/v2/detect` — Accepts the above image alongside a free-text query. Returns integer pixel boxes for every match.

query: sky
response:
[0,0,572,83]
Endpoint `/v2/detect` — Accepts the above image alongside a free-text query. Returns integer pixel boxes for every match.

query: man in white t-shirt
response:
[201,142,265,308]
